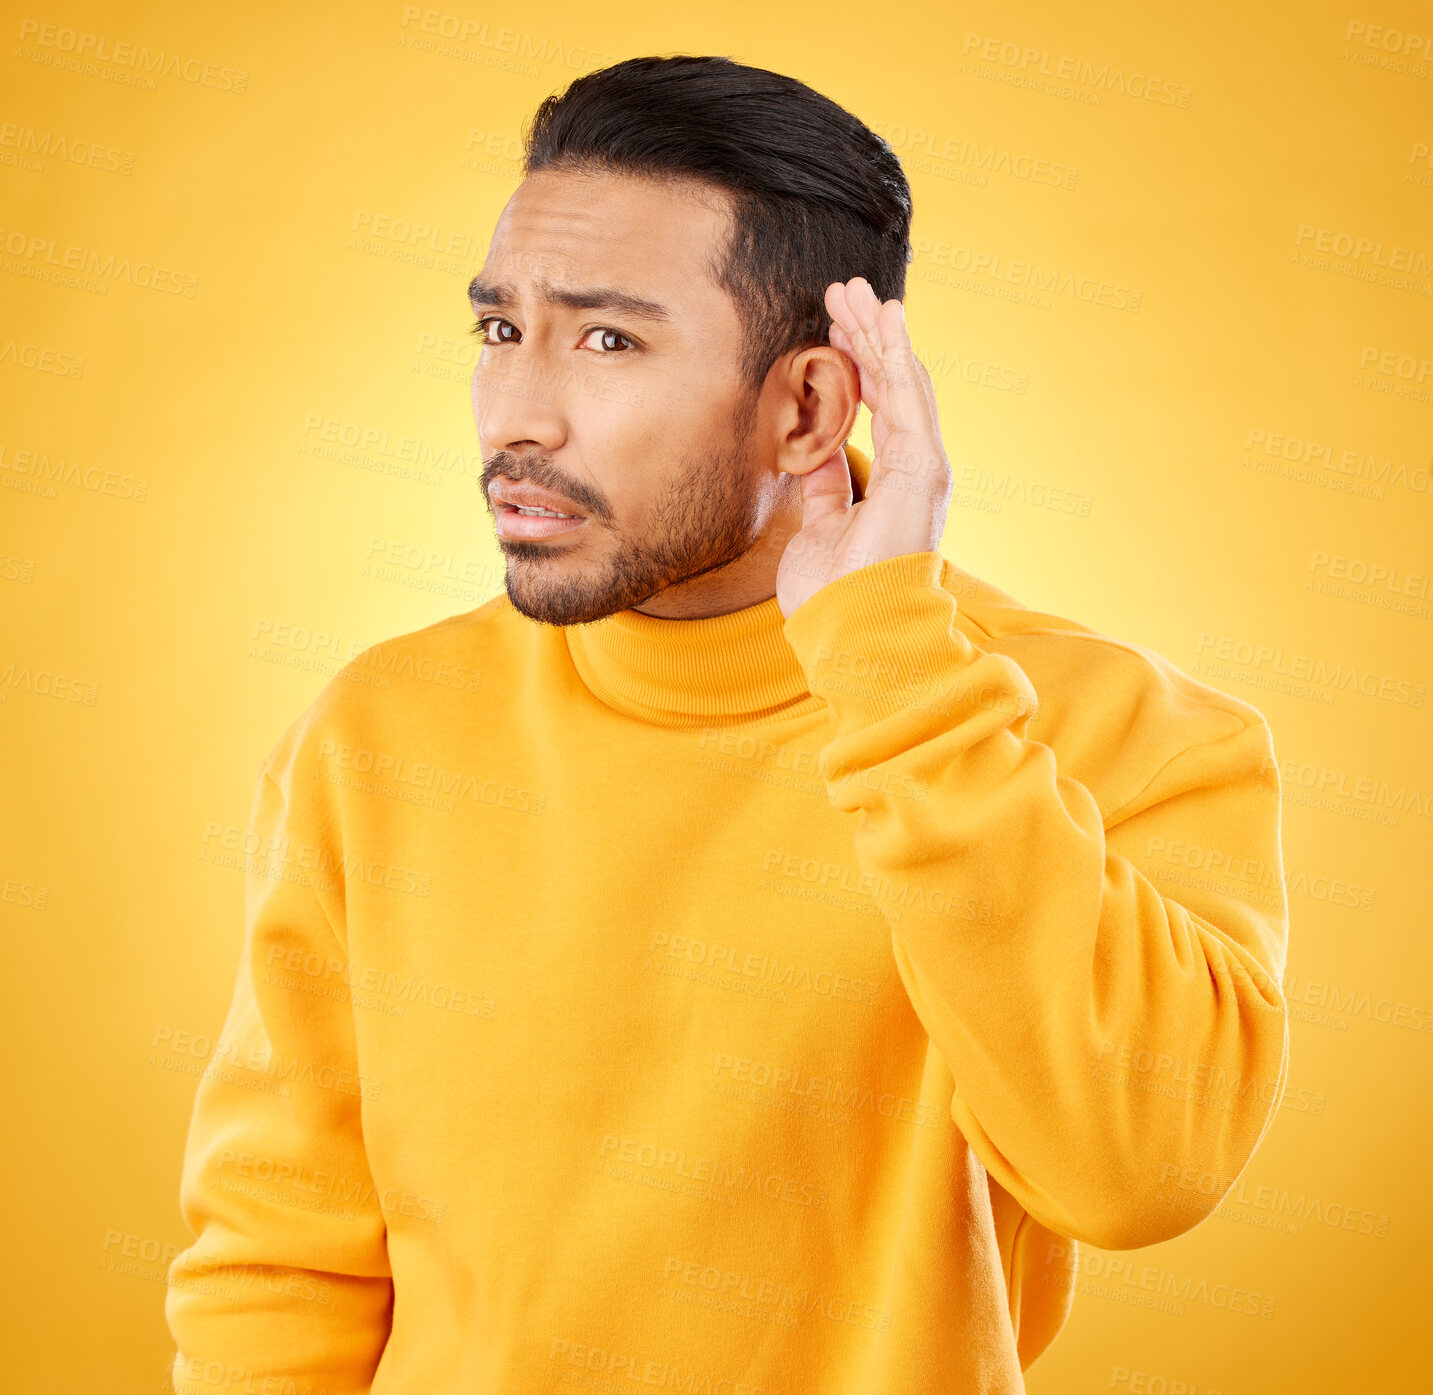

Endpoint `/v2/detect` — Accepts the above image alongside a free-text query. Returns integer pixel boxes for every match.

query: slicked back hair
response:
[521,54,913,397]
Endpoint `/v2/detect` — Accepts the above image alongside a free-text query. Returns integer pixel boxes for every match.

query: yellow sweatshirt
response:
[166,446,1290,1393]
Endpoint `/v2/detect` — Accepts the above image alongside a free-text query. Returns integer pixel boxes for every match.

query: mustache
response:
[480,455,611,522]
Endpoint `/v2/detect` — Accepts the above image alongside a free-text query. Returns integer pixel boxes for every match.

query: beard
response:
[493,395,768,627]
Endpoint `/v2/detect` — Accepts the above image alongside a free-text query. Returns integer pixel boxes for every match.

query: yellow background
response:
[3,1,1430,1389]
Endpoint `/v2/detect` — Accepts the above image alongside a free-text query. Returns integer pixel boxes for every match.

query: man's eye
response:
[470,316,517,345]
[581,327,635,353]
[467,317,634,353]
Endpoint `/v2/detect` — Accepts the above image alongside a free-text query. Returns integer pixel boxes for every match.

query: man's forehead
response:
[502,167,727,225]
[479,171,729,292]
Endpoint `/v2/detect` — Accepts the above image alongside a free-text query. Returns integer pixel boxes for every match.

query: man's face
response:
[469,168,781,626]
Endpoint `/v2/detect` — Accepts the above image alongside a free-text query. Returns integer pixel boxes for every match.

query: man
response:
[166,55,1290,1395]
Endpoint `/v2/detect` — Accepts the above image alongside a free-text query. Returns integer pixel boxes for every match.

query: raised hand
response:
[775,278,953,619]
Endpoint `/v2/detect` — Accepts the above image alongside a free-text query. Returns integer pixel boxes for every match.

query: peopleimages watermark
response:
[149,1024,382,1101]
[397,6,620,77]
[262,942,497,1023]
[314,739,545,815]
[541,1335,784,1395]
[1109,1365,1234,1395]
[1243,426,1431,498]
[1,873,49,909]
[13,17,249,92]
[1194,631,1424,707]
[1157,1163,1390,1238]
[659,1254,894,1333]
[711,1052,943,1131]
[0,224,198,296]
[596,1132,828,1212]
[201,819,434,898]
[1,442,147,501]
[1092,1041,1323,1116]
[0,120,135,175]
[0,657,98,706]
[214,1149,447,1223]
[0,338,85,380]
[1042,1239,1276,1320]
[958,32,1193,108]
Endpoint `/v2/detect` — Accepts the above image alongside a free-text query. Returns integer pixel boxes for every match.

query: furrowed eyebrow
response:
[466,275,672,324]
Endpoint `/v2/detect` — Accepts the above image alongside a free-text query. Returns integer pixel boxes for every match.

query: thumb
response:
[798,445,854,529]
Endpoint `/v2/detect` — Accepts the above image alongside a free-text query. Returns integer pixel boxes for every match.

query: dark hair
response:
[521,54,913,395]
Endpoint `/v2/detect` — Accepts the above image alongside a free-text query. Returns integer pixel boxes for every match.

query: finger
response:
[841,279,885,384]
[866,301,938,463]
[837,281,906,420]
[798,445,853,530]
[829,321,877,409]
[825,285,865,388]
[829,284,938,476]
[830,287,897,466]
[829,283,892,430]
[828,281,878,372]
[861,306,948,498]
[824,282,857,350]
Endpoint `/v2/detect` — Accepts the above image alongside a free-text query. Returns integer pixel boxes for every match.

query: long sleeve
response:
[782,550,1290,1252]
[165,750,393,1393]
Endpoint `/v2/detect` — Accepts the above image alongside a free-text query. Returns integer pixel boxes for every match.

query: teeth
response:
[514,505,576,518]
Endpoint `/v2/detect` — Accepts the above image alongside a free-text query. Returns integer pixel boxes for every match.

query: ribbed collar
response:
[561,444,875,728]
[565,591,826,728]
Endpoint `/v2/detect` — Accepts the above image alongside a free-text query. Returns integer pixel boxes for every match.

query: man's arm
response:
[783,549,1290,1252]
[165,755,393,1393]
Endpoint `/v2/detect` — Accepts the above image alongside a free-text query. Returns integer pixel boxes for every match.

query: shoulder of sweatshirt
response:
[938,557,1277,823]
[259,592,530,780]
[254,560,1279,831]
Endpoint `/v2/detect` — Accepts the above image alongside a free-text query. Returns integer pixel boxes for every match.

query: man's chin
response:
[505,595,624,627]
[502,567,652,628]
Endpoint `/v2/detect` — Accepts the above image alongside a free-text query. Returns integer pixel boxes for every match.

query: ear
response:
[774,344,861,483]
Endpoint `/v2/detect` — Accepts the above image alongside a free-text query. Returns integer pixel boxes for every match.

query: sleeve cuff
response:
[782,551,1007,730]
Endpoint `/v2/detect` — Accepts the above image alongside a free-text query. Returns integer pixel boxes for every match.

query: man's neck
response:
[631,501,799,621]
